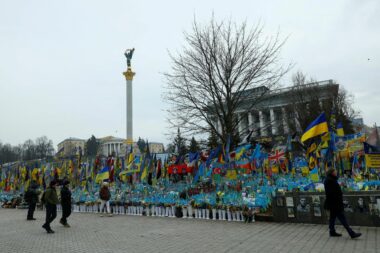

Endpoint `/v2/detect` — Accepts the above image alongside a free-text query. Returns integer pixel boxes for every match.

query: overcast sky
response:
[0,0,379,149]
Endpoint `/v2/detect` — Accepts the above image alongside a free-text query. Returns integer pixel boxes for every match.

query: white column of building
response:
[248,112,253,130]
[282,107,289,134]
[249,112,257,137]
[270,108,277,135]
[295,112,302,132]
[238,113,244,136]
[217,119,222,135]
[108,144,110,156]
[319,99,324,109]
[259,110,266,136]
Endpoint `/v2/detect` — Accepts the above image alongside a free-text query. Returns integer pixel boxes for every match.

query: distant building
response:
[98,136,127,157]
[97,136,164,157]
[58,136,164,158]
[148,142,165,154]
[351,118,364,133]
[212,80,339,140]
[57,137,85,157]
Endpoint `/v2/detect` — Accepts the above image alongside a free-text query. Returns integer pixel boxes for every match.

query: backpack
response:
[100,187,110,201]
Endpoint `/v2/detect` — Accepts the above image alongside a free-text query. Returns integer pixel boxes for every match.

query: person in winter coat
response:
[60,180,72,227]
[25,182,40,220]
[99,181,112,217]
[42,181,60,233]
[324,168,361,239]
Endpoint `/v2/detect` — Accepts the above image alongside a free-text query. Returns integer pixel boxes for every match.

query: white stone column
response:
[270,108,277,135]
[238,113,244,136]
[248,112,256,137]
[319,99,323,109]
[217,119,222,135]
[295,111,302,132]
[282,107,289,134]
[259,110,266,137]
[248,112,253,129]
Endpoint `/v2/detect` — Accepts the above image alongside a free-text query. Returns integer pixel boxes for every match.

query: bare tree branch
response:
[164,17,289,146]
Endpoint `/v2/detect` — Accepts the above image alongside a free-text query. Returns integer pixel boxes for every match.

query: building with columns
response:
[214,80,339,140]
[58,136,165,157]
[98,136,127,157]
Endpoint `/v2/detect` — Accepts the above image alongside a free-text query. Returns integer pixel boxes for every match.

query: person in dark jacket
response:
[25,182,40,220]
[99,182,112,217]
[60,180,72,227]
[42,181,60,233]
[324,168,361,239]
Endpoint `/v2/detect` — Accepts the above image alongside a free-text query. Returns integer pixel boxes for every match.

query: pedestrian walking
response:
[324,168,361,239]
[25,181,40,220]
[60,180,72,227]
[99,182,112,217]
[42,181,59,233]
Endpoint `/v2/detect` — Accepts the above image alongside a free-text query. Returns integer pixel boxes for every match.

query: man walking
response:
[42,181,59,233]
[25,182,40,220]
[324,168,361,239]
[60,180,72,227]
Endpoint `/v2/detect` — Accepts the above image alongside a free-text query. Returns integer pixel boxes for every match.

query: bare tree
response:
[35,136,54,159]
[164,17,290,146]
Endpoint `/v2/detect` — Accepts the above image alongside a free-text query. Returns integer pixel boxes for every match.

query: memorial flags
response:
[301,112,329,143]
[95,166,110,184]
[336,122,344,136]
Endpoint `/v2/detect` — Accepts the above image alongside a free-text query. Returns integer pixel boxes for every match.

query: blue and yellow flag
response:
[301,113,329,143]
[336,122,344,136]
[95,166,109,184]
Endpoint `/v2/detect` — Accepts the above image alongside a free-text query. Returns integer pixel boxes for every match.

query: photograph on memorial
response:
[355,196,369,213]
[312,196,322,217]
[276,197,284,207]
[287,207,295,218]
[343,198,354,213]
[286,197,294,207]
[297,197,310,212]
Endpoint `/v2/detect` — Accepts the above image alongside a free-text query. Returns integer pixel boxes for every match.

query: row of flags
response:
[1,113,379,192]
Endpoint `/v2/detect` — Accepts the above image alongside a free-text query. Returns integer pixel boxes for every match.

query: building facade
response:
[98,137,164,157]
[148,142,165,154]
[57,138,85,157]
[213,80,339,140]
[98,136,127,157]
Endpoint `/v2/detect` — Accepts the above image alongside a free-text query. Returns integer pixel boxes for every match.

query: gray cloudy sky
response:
[1,0,379,149]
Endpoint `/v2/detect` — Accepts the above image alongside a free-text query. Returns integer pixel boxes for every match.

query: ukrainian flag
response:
[336,122,344,136]
[301,113,329,143]
[95,166,109,184]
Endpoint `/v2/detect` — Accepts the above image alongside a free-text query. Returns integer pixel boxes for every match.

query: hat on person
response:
[62,180,70,186]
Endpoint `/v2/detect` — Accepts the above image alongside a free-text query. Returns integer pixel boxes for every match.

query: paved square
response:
[0,209,378,253]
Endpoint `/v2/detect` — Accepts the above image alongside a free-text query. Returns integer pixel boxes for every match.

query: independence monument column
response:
[123,48,135,145]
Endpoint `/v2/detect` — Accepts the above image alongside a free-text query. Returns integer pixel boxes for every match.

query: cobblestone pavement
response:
[0,208,378,253]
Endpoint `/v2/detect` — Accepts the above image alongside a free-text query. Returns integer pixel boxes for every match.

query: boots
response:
[350,231,362,239]
[329,231,342,237]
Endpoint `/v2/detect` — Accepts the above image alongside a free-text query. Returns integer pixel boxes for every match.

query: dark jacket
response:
[44,187,60,205]
[99,186,111,201]
[324,174,343,212]
[60,186,72,206]
[25,188,39,204]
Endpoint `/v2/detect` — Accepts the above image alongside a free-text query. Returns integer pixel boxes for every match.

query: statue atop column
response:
[124,48,135,68]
